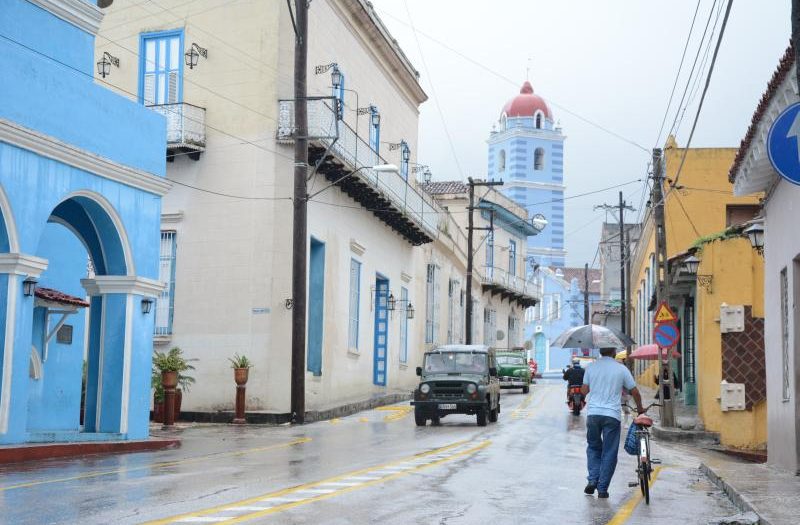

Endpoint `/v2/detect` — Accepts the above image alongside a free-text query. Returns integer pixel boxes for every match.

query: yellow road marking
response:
[329,418,340,424]
[511,391,541,419]
[358,417,369,423]
[145,439,487,525]
[375,406,412,422]
[605,466,663,525]
[0,437,311,493]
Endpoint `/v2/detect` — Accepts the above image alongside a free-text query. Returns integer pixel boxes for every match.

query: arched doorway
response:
[26,192,133,437]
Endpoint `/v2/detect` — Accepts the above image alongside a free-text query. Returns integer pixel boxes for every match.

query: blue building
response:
[525,267,601,372]
[0,0,167,444]
[488,81,566,267]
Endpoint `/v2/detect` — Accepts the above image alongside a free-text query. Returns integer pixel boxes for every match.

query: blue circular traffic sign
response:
[654,322,680,349]
[768,102,800,186]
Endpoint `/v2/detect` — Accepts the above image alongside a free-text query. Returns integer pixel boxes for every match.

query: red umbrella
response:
[630,344,681,360]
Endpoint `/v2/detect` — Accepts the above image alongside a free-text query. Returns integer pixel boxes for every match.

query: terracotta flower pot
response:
[161,370,178,389]
[234,368,249,386]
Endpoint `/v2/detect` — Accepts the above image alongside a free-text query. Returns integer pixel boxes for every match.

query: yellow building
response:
[629,138,765,449]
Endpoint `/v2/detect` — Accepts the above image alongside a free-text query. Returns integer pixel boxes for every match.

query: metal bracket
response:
[697,275,713,294]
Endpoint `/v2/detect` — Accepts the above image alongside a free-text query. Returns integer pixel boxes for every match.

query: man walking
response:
[580,347,644,499]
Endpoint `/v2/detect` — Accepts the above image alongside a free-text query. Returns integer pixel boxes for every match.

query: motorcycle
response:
[567,385,585,415]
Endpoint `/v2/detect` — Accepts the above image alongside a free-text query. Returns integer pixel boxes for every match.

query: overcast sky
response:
[369,0,790,267]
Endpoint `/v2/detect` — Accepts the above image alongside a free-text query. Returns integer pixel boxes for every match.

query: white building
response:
[96,1,540,419]
[729,46,800,474]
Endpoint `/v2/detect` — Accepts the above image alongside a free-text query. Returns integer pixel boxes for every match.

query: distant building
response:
[487,81,566,267]
[0,0,166,444]
[597,222,641,332]
[525,267,600,372]
[729,46,799,473]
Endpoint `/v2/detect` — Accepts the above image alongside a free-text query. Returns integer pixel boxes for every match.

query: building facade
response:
[630,140,765,449]
[487,81,566,267]
[526,267,601,372]
[96,1,541,418]
[729,46,800,472]
[0,0,167,444]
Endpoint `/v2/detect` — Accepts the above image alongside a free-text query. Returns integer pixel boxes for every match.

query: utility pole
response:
[290,0,308,425]
[793,0,800,88]
[465,177,503,344]
[652,148,675,427]
[583,263,590,324]
[594,196,634,333]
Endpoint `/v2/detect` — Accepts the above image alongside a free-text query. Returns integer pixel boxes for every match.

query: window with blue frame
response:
[400,141,409,181]
[508,239,517,276]
[399,286,409,363]
[348,259,361,350]
[369,106,380,154]
[140,30,183,106]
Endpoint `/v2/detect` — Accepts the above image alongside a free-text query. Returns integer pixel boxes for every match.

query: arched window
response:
[535,112,543,129]
[498,149,506,172]
[534,148,544,170]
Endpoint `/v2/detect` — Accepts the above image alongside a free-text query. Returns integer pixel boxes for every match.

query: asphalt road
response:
[0,380,740,525]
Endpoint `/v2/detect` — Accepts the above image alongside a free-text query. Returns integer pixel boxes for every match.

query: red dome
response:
[502,81,552,119]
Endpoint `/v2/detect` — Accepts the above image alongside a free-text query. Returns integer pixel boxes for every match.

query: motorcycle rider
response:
[563,359,585,400]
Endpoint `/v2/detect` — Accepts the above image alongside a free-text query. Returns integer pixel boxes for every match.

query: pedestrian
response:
[580,347,645,499]
[654,360,681,400]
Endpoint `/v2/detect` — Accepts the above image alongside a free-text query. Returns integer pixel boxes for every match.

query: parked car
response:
[496,351,531,393]
[411,345,501,427]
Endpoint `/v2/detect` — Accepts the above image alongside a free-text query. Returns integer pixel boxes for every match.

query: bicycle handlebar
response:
[622,402,662,413]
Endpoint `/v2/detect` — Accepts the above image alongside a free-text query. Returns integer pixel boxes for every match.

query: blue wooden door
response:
[373,277,389,386]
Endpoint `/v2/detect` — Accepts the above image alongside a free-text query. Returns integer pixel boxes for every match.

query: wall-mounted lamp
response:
[23,277,37,297]
[402,143,410,163]
[371,109,381,127]
[96,51,119,79]
[744,221,764,256]
[681,255,713,293]
[185,43,208,69]
[387,293,396,311]
[141,297,154,314]
[406,303,415,319]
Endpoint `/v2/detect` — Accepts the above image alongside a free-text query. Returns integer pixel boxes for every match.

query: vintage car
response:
[411,345,501,427]
[495,351,531,393]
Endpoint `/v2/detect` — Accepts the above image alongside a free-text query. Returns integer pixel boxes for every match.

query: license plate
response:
[438,403,457,410]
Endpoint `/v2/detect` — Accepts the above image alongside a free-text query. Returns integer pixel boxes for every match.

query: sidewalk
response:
[699,452,800,525]
[636,385,721,444]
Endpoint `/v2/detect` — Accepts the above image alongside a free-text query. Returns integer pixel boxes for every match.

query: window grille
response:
[155,231,177,335]
[348,259,361,350]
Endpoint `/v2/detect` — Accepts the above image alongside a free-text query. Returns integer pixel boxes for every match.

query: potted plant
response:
[153,347,196,422]
[228,353,253,385]
[152,368,165,423]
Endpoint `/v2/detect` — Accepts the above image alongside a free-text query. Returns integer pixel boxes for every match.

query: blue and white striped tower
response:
[488,81,566,267]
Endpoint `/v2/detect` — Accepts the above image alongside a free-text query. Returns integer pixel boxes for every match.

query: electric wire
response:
[374,7,650,155]
[402,0,465,180]
[654,0,703,148]
[670,0,734,189]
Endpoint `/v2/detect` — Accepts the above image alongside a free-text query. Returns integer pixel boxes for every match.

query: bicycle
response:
[624,402,661,505]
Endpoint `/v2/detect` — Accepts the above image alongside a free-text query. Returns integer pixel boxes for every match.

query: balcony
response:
[277,98,437,245]
[481,266,540,308]
[149,103,206,161]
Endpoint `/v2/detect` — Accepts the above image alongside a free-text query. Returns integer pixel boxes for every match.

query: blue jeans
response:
[586,415,621,492]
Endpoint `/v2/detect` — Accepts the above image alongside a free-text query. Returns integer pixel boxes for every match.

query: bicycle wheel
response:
[641,466,650,504]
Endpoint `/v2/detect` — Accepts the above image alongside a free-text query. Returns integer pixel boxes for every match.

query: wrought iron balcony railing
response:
[482,266,541,307]
[149,103,206,161]
[277,98,439,241]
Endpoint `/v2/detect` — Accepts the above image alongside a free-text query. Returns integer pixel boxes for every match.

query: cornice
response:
[504,180,566,192]
[0,118,171,197]
[81,276,164,297]
[0,253,49,277]
[27,0,104,35]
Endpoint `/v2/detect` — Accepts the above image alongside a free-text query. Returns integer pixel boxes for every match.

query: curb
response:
[652,425,719,445]
[700,463,766,525]
[0,438,180,465]
[174,392,412,425]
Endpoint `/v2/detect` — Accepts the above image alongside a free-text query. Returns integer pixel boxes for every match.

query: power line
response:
[170,179,294,201]
[374,7,650,155]
[654,0,702,148]
[402,0,465,180]
[671,0,734,188]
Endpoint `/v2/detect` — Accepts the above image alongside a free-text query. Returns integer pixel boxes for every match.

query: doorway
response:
[307,239,325,376]
[373,276,389,386]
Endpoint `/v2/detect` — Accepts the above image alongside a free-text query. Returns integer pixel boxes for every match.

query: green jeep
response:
[496,351,531,394]
[411,345,501,427]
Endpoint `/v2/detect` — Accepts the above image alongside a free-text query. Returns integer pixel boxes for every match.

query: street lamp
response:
[371,108,381,127]
[682,255,700,275]
[406,303,415,319]
[141,297,154,314]
[184,43,208,69]
[387,293,396,311]
[744,222,765,256]
[330,65,342,89]
[23,277,37,297]
[96,51,119,78]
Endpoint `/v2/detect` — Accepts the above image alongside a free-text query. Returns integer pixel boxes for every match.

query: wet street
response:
[0,381,739,525]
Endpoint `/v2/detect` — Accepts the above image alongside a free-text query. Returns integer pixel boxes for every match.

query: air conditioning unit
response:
[535,325,543,333]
